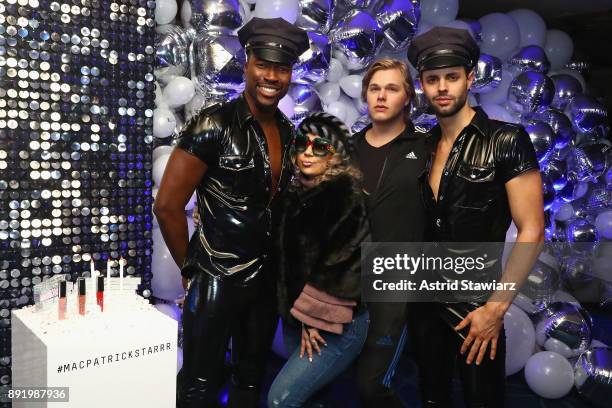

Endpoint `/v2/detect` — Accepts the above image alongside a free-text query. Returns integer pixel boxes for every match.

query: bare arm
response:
[153,148,208,270]
[456,169,545,364]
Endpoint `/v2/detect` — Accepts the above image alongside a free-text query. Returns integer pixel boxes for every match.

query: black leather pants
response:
[177,270,277,408]
[411,302,506,408]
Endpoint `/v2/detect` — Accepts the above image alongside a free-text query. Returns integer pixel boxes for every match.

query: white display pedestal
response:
[11,297,177,408]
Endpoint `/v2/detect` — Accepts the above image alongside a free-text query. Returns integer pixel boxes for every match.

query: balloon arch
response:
[151,0,611,404]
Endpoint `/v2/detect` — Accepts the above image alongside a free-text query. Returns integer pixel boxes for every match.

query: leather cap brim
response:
[418,54,473,72]
[248,47,296,65]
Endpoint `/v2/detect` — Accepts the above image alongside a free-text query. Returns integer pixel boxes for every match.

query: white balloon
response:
[317,82,341,105]
[185,192,197,211]
[177,346,183,374]
[155,82,169,108]
[544,337,574,358]
[338,94,360,128]
[554,203,574,222]
[327,58,346,83]
[354,95,368,116]
[253,0,299,24]
[479,13,520,61]
[180,0,192,27]
[155,0,178,25]
[151,219,195,301]
[339,75,363,99]
[152,187,159,202]
[507,9,547,47]
[271,318,289,359]
[512,293,539,315]
[278,94,295,118]
[552,290,580,306]
[524,351,574,399]
[480,102,519,124]
[479,67,517,105]
[420,0,458,26]
[163,76,196,109]
[505,304,536,375]
[154,302,181,321]
[153,145,174,162]
[544,30,574,71]
[591,339,609,348]
[185,93,207,121]
[416,20,434,37]
[153,108,177,139]
[153,153,171,187]
[443,20,476,40]
[325,101,348,122]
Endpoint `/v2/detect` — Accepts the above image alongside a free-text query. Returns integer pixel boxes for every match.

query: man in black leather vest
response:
[154,18,308,408]
[407,28,545,407]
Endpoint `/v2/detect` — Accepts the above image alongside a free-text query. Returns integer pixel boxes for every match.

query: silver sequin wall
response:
[0,0,156,391]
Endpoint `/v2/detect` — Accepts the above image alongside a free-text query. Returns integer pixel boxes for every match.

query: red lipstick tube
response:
[78,278,86,316]
[96,276,104,312]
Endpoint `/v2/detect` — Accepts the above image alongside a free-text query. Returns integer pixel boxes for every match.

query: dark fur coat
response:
[276,173,370,321]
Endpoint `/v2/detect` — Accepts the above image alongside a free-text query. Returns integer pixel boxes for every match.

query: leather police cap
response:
[407,27,479,72]
[238,17,309,65]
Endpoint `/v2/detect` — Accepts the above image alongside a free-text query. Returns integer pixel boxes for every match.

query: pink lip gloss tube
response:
[58,281,67,320]
[78,278,86,316]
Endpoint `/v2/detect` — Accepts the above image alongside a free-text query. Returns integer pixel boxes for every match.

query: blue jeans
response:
[267,309,369,407]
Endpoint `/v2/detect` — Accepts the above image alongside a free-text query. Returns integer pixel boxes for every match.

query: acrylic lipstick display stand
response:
[11,278,177,408]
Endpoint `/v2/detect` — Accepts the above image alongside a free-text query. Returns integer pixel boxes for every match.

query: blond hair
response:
[361,58,415,119]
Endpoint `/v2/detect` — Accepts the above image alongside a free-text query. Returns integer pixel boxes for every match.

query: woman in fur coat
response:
[268,113,370,407]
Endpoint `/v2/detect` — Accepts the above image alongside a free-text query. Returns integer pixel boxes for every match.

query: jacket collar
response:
[426,106,490,145]
[235,93,294,145]
[354,120,418,149]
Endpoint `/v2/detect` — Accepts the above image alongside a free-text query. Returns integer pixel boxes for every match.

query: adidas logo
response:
[405,152,417,159]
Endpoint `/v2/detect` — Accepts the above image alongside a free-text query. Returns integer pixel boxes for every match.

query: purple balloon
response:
[508,45,550,73]
[550,74,582,110]
[508,71,555,114]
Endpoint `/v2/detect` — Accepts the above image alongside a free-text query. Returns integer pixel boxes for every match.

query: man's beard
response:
[430,92,468,118]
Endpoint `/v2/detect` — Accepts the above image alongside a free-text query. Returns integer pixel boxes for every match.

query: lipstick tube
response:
[78,278,86,316]
[58,281,67,320]
[97,276,104,312]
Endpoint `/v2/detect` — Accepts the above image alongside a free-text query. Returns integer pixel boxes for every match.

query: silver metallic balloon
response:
[155,25,191,83]
[507,71,555,114]
[534,302,592,356]
[564,94,608,134]
[508,45,550,74]
[296,0,333,33]
[567,144,609,182]
[524,120,555,162]
[329,10,385,71]
[585,180,611,211]
[566,219,599,248]
[288,84,323,125]
[412,113,438,132]
[520,251,560,309]
[190,0,243,35]
[525,109,574,149]
[574,347,612,408]
[410,77,429,118]
[190,34,246,101]
[470,54,502,94]
[340,0,373,8]
[550,74,582,110]
[293,32,331,86]
[374,0,420,49]
[566,60,592,75]
[351,115,371,134]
